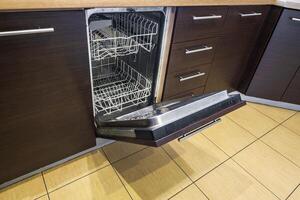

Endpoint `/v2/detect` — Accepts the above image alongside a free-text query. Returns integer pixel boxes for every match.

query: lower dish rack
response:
[93,58,152,115]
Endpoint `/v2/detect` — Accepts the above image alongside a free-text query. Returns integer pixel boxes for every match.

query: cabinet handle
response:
[239,12,262,17]
[179,72,206,82]
[185,46,213,54]
[193,15,222,20]
[178,118,221,142]
[0,28,54,37]
[291,17,300,22]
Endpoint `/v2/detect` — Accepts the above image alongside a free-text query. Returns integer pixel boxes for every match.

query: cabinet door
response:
[204,31,256,93]
[0,11,96,184]
[282,68,300,104]
[247,9,300,101]
[204,6,268,93]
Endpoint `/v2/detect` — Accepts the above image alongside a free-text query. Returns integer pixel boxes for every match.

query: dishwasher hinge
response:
[178,118,221,142]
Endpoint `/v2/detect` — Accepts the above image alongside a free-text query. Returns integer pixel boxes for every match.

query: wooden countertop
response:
[0,0,299,11]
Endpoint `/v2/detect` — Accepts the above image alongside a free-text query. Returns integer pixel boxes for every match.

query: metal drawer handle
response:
[193,15,222,20]
[291,17,300,22]
[0,28,54,37]
[239,12,262,17]
[179,72,206,82]
[185,46,213,54]
[178,118,221,142]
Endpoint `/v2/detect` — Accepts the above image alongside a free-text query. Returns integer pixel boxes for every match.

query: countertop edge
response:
[0,1,298,12]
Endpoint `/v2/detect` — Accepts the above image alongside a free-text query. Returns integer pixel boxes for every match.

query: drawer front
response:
[164,64,211,98]
[173,6,227,43]
[164,87,205,101]
[168,38,217,73]
[225,6,269,32]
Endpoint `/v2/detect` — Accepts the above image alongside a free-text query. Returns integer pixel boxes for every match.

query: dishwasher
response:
[86,7,245,146]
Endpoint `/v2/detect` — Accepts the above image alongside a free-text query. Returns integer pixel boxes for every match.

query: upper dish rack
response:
[93,58,152,115]
[90,13,159,61]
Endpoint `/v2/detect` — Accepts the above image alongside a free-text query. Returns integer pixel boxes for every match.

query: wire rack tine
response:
[93,58,152,115]
[90,13,158,61]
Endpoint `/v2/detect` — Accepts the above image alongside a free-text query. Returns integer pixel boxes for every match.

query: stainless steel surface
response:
[178,118,221,141]
[231,91,300,111]
[239,12,262,17]
[179,72,206,82]
[0,28,54,37]
[119,90,230,129]
[185,46,213,54]
[154,7,176,103]
[192,15,222,20]
[291,17,300,22]
[86,7,165,19]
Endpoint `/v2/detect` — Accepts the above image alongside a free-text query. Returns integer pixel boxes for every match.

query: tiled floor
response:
[1,103,300,200]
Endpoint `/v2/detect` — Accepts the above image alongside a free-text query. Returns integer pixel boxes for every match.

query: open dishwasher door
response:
[95,91,245,146]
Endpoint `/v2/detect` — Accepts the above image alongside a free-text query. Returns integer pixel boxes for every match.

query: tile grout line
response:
[161,147,210,200]
[201,128,281,200]
[41,172,51,200]
[285,184,300,200]
[259,139,300,169]
[45,164,111,194]
[103,146,149,165]
[226,114,281,139]
[167,182,196,200]
[203,110,300,199]
[43,146,148,195]
[247,102,296,124]
[231,158,281,200]
[102,148,134,200]
[193,182,211,200]
[247,103,300,136]
[257,111,300,169]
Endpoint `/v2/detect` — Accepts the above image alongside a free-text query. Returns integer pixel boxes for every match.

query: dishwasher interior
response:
[86,8,245,147]
[86,8,165,120]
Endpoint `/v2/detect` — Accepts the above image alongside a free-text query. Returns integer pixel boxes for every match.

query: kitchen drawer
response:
[164,87,205,101]
[173,6,227,43]
[168,38,217,73]
[224,6,269,32]
[163,64,211,98]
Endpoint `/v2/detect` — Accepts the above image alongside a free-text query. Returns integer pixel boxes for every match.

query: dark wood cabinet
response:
[164,5,270,100]
[204,6,270,93]
[173,6,227,43]
[247,9,300,103]
[0,11,96,184]
[282,68,300,104]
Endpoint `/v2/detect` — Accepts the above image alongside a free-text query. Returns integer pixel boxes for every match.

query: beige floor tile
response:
[203,117,256,156]
[0,174,46,200]
[283,112,300,136]
[226,105,278,137]
[196,159,277,200]
[49,165,131,200]
[170,184,207,200]
[103,141,146,163]
[262,125,300,166]
[36,195,49,200]
[288,186,300,200]
[233,141,300,199]
[113,148,192,200]
[44,149,109,192]
[248,102,296,123]
[163,134,228,181]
